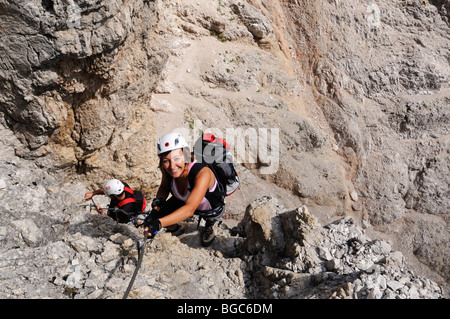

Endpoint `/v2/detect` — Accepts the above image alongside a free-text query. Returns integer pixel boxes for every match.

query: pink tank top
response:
[171,161,218,210]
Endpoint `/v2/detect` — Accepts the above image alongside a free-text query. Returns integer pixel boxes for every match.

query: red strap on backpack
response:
[118,197,136,207]
[116,187,136,208]
[124,187,134,194]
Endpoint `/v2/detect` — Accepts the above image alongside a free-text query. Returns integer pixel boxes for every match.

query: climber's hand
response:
[144,216,161,237]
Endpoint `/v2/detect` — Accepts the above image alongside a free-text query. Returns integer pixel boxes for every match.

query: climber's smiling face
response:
[161,149,186,179]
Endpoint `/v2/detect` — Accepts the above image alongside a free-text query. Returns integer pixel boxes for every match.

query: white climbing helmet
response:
[157,132,189,155]
[103,179,124,196]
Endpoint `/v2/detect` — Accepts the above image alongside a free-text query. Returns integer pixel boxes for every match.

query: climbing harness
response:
[82,200,148,228]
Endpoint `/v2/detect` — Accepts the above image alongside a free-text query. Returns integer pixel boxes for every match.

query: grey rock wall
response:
[0,0,448,298]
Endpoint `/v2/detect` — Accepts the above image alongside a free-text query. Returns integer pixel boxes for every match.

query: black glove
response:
[144,216,161,237]
[151,198,166,209]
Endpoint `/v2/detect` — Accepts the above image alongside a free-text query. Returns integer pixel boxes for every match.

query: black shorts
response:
[149,196,225,222]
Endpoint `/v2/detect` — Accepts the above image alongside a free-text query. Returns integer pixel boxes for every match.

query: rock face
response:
[0,0,449,298]
[0,0,164,190]
[0,164,442,299]
[239,197,442,299]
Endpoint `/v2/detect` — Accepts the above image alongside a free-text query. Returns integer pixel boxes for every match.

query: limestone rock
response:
[0,0,448,299]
